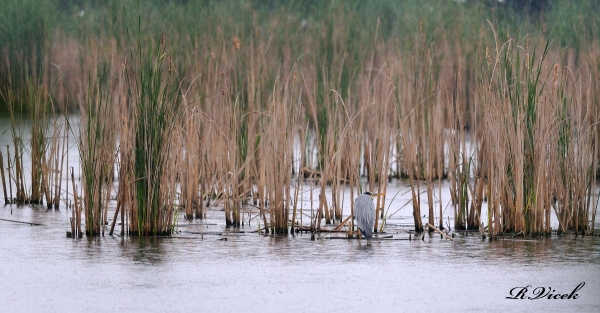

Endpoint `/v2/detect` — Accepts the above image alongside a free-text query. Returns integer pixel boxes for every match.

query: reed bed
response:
[1,0,598,238]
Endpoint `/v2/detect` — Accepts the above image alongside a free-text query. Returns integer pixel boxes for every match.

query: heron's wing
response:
[364,202,375,226]
[355,194,376,235]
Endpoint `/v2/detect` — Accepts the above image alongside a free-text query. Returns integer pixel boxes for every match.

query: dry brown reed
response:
[0,151,8,204]
[75,58,118,236]
[70,167,82,237]
[43,119,67,209]
[180,101,203,220]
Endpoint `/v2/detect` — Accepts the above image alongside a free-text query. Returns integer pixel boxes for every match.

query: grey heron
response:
[354,191,384,243]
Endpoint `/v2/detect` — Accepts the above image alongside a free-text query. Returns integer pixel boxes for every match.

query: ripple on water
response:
[1,202,599,312]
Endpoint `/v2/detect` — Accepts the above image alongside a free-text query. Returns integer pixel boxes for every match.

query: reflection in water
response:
[356,242,375,256]
[1,192,599,312]
[354,242,375,261]
[125,237,166,265]
[481,237,600,265]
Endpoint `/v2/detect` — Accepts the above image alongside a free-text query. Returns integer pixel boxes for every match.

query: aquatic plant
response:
[0,0,598,237]
[126,32,182,236]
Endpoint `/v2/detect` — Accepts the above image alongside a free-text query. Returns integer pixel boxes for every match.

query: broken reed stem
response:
[333,214,353,232]
[425,223,453,241]
[108,199,120,236]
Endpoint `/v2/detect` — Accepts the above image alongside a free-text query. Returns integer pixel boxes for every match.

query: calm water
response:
[1,204,599,312]
[1,114,600,312]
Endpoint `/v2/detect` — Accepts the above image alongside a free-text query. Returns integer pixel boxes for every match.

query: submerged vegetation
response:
[0,0,598,237]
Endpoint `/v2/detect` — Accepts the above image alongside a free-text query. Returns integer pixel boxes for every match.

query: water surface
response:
[1,204,599,312]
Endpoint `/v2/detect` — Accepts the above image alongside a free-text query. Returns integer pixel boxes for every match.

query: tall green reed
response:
[127,32,181,236]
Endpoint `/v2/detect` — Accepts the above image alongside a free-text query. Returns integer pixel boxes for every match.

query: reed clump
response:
[124,33,181,236]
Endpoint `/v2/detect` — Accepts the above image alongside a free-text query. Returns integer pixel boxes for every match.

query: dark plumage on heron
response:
[354,191,384,243]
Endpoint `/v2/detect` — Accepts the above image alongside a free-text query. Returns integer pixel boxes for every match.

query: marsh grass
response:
[478,32,599,236]
[1,0,598,237]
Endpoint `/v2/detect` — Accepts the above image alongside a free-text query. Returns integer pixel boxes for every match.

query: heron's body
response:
[354,193,376,241]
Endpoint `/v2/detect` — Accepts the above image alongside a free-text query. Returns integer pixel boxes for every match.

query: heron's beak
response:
[370,192,385,198]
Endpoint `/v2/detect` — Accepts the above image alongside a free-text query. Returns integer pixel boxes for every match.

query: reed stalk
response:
[54,123,68,209]
[0,151,8,204]
[70,167,82,237]
[5,146,15,203]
